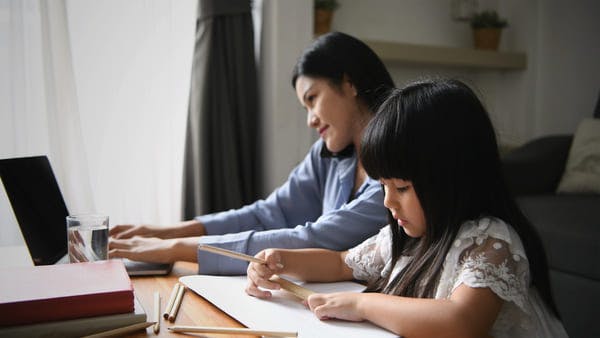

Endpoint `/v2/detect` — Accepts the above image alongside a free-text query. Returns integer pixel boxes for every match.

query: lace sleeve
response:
[344,225,392,282]
[454,234,530,310]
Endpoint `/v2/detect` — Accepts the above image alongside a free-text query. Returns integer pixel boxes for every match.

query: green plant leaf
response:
[470,10,508,29]
[315,0,339,11]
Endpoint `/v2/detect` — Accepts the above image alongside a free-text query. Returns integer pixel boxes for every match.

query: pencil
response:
[163,282,180,319]
[198,244,315,300]
[269,275,315,300]
[153,291,160,334]
[198,244,264,264]
[168,283,185,322]
[82,321,155,338]
[168,325,298,337]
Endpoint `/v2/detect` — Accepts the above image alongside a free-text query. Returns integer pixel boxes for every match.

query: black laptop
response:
[0,155,172,275]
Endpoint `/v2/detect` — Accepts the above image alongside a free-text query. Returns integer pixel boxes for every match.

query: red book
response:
[0,260,134,326]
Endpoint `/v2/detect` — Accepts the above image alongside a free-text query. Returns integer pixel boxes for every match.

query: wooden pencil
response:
[168,325,298,337]
[82,321,155,338]
[198,244,315,300]
[163,282,180,319]
[167,283,185,322]
[152,291,160,333]
[198,244,264,264]
[269,275,315,300]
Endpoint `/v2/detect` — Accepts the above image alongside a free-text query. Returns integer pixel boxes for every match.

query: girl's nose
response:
[383,189,398,210]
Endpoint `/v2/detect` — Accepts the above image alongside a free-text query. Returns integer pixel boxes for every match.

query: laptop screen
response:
[0,156,69,265]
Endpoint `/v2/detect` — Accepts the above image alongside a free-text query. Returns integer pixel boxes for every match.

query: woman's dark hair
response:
[292,32,394,113]
[360,78,560,317]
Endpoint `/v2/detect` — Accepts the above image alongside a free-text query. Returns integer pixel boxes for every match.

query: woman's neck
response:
[352,160,367,198]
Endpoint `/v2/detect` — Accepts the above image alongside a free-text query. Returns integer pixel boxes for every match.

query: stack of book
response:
[0,260,146,337]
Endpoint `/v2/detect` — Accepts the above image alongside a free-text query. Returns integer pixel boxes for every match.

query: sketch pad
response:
[180,275,397,337]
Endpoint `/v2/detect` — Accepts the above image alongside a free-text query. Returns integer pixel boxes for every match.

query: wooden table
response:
[129,262,257,338]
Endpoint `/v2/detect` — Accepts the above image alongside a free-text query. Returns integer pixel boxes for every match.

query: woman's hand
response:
[307,292,364,322]
[245,249,285,299]
[109,224,167,239]
[109,220,206,239]
[108,236,199,263]
[67,229,89,263]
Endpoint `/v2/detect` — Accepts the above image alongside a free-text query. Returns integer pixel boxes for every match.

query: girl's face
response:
[295,75,369,153]
[381,178,426,238]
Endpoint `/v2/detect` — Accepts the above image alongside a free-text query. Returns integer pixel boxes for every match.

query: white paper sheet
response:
[180,275,398,338]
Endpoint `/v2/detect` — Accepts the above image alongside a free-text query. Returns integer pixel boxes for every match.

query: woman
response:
[109,32,396,275]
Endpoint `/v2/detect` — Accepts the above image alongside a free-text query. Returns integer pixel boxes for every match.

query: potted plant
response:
[470,10,508,50]
[314,0,339,36]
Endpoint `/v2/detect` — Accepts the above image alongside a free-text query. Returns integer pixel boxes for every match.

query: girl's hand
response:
[245,249,285,299]
[307,292,364,322]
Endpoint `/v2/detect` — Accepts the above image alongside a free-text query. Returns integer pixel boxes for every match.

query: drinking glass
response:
[67,214,109,263]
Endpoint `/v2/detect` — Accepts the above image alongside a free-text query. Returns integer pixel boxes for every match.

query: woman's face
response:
[380,178,426,238]
[295,75,368,153]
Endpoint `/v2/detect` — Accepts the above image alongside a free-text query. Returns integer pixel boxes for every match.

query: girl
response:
[109,32,394,275]
[246,79,568,337]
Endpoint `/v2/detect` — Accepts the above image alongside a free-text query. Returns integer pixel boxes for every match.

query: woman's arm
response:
[245,248,355,298]
[109,236,201,263]
[308,284,502,338]
[198,140,388,275]
[109,219,206,239]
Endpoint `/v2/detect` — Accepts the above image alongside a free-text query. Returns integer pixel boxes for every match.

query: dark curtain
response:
[183,0,260,218]
[594,90,599,118]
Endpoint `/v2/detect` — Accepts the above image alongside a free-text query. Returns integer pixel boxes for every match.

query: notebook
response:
[0,293,146,337]
[0,155,172,275]
[0,260,134,326]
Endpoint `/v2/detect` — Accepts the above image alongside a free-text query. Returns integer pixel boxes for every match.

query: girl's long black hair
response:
[360,79,559,317]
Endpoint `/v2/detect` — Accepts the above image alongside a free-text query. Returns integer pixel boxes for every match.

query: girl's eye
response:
[306,95,315,103]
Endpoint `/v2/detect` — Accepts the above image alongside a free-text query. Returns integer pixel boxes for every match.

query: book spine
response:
[0,290,134,326]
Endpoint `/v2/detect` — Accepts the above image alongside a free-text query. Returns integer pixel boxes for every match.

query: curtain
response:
[183,0,261,217]
[1,0,196,247]
[67,0,194,226]
[0,0,94,246]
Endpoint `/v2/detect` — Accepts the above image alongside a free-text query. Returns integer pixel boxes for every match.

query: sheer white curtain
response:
[0,0,94,246]
[0,0,195,246]
[66,0,195,226]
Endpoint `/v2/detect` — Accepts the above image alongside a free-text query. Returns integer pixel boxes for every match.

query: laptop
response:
[0,155,172,276]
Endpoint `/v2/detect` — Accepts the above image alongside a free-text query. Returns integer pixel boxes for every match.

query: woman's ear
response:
[351,83,358,97]
[342,74,358,97]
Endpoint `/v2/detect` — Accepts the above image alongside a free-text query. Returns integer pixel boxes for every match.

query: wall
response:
[330,0,599,145]
[259,0,315,194]
[534,0,600,135]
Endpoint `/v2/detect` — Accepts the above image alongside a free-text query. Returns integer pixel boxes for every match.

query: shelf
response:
[364,40,527,70]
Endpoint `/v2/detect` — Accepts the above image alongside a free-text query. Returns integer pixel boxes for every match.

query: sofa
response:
[502,134,600,338]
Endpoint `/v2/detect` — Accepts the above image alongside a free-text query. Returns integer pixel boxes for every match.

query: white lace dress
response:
[344,217,569,338]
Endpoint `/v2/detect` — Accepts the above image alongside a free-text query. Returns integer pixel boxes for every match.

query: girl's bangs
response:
[361,91,416,181]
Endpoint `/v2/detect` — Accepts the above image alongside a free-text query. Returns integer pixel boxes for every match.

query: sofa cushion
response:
[502,136,572,196]
[550,269,600,338]
[517,194,600,280]
[557,118,600,194]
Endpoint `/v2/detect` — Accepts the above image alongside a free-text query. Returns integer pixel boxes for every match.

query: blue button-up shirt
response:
[196,139,388,274]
